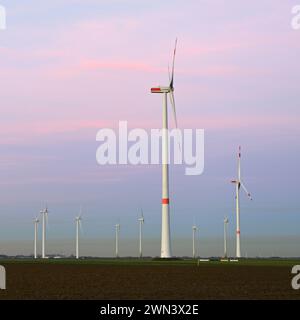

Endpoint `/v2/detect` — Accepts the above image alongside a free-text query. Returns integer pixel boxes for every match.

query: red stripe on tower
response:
[162,198,169,204]
[236,230,240,235]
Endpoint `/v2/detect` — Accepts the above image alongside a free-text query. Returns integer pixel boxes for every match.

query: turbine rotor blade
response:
[168,64,171,83]
[169,91,181,152]
[169,91,178,129]
[170,38,177,89]
[79,219,83,234]
[46,212,49,228]
[240,181,252,200]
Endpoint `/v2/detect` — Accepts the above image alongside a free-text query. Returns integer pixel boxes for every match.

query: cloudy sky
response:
[0,1,300,257]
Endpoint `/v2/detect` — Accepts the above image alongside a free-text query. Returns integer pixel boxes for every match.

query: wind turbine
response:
[192,225,198,259]
[223,217,229,258]
[75,213,83,259]
[138,209,145,258]
[231,146,252,258]
[34,217,39,259]
[40,206,49,259]
[151,39,178,258]
[115,223,120,258]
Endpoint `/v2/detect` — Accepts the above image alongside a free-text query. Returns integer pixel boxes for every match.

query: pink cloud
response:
[1,7,299,148]
[81,59,165,73]
[180,115,300,130]
[0,120,111,144]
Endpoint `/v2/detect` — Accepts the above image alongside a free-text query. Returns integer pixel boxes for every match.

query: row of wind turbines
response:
[33,209,145,259]
[33,39,252,260]
[32,201,242,260]
[34,207,82,259]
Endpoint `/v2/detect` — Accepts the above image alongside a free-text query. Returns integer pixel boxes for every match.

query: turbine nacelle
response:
[138,208,144,224]
[231,179,252,200]
[151,86,172,94]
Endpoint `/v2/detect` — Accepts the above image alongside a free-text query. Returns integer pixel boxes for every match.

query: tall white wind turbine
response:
[223,217,229,258]
[40,206,49,259]
[192,225,198,259]
[75,214,82,259]
[231,146,252,258]
[138,210,145,258]
[115,223,120,258]
[151,39,179,258]
[34,217,39,259]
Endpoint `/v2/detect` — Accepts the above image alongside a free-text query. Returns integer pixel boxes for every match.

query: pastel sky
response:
[0,1,300,257]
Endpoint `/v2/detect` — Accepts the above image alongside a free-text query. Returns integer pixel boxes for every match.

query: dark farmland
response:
[0,259,299,300]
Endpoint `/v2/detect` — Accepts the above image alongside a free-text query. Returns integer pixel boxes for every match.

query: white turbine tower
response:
[223,217,229,258]
[138,210,145,258]
[192,225,198,259]
[34,217,39,259]
[40,206,49,259]
[151,39,179,258]
[75,214,82,259]
[115,223,120,258]
[231,146,252,258]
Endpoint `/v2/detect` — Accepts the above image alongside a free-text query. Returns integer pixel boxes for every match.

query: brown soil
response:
[0,264,299,300]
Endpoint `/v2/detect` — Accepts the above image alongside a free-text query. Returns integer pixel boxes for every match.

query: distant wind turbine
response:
[192,225,198,259]
[231,146,252,258]
[115,223,120,258]
[138,209,145,258]
[34,217,39,259]
[151,39,179,258]
[40,206,49,259]
[75,212,83,259]
[223,217,229,258]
